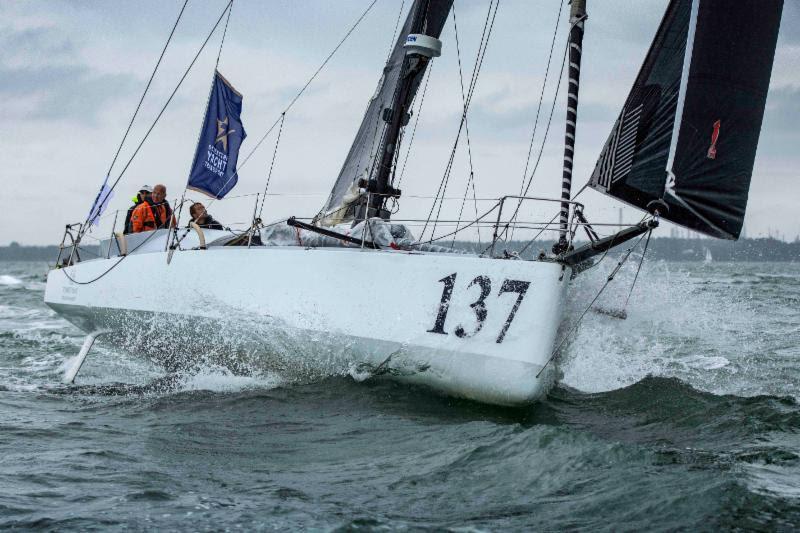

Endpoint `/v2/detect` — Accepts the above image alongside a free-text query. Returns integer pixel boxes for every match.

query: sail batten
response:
[589,0,783,240]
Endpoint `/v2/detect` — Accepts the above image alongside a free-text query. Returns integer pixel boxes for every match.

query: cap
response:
[139,185,153,193]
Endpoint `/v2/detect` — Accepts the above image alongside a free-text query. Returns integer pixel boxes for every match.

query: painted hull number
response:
[428,273,530,343]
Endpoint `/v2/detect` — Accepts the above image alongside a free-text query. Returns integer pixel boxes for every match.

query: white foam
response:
[744,462,800,499]
[175,366,283,393]
[559,260,763,396]
[684,355,730,371]
[347,362,373,382]
[0,275,22,286]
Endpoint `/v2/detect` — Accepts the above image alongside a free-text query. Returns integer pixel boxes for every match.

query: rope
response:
[396,63,433,190]
[174,0,236,245]
[206,0,381,210]
[622,227,652,310]
[429,0,498,239]
[78,0,234,244]
[256,112,286,220]
[81,0,189,237]
[535,230,650,378]
[416,201,501,246]
[510,0,564,241]
[422,0,499,241]
[500,27,571,243]
[215,0,234,68]
[384,0,407,63]
[104,0,188,184]
[517,0,564,198]
[60,229,165,285]
[450,2,481,248]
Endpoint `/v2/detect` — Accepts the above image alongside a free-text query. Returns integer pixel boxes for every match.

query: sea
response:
[1,259,799,531]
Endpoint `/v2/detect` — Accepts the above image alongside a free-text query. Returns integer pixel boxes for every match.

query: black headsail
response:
[317,0,453,226]
[588,0,783,239]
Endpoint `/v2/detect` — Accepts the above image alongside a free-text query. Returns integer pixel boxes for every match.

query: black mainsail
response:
[318,0,453,225]
[589,0,783,239]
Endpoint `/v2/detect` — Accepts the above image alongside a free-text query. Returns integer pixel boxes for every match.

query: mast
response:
[318,0,451,226]
[554,0,587,253]
[365,0,437,219]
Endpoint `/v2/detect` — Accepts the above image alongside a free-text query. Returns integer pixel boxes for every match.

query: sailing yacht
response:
[45,0,783,406]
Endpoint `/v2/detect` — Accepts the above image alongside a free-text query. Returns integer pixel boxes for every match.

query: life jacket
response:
[123,196,144,235]
[131,199,174,233]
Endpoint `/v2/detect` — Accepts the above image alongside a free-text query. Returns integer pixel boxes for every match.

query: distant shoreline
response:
[1,237,797,263]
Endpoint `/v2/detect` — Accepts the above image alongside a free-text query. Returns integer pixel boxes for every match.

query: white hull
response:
[45,243,571,406]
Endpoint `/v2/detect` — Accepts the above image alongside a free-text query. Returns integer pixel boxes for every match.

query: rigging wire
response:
[173,0,235,239]
[500,24,571,243]
[510,0,565,240]
[384,0,407,63]
[396,63,434,190]
[256,113,286,220]
[421,0,500,241]
[80,0,189,239]
[78,0,234,244]
[215,0,234,68]
[206,0,382,209]
[514,183,586,257]
[622,227,652,310]
[535,228,652,378]
[450,1,481,248]
[516,0,565,197]
[429,0,497,240]
[417,201,501,246]
[104,0,189,185]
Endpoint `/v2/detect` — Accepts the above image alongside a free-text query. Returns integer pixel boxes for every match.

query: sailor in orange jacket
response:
[131,184,177,233]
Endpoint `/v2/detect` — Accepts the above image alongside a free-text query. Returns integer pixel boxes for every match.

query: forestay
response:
[589,0,783,240]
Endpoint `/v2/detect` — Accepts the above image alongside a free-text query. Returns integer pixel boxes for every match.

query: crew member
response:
[131,184,177,233]
[188,202,224,230]
[123,185,152,234]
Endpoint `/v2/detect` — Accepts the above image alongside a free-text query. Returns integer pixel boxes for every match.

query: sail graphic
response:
[589,0,783,240]
[319,0,453,224]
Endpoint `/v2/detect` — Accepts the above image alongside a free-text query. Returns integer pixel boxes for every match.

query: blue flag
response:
[187,71,246,199]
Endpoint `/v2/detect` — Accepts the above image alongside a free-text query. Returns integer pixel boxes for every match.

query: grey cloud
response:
[1,63,137,122]
[0,26,76,61]
[0,24,137,122]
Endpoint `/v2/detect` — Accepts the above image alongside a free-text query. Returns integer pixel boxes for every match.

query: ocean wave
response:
[559,261,799,400]
[550,376,800,444]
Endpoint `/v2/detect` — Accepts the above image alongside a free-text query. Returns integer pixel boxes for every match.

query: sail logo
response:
[201,116,236,178]
[204,144,228,178]
[707,120,721,159]
[215,116,236,152]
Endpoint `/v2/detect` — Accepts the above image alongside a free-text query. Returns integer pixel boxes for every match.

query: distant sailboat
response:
[46,0,784,406]
[704,247,713,264]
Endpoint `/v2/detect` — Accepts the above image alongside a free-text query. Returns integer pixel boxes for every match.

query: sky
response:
[1,0,798,245]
